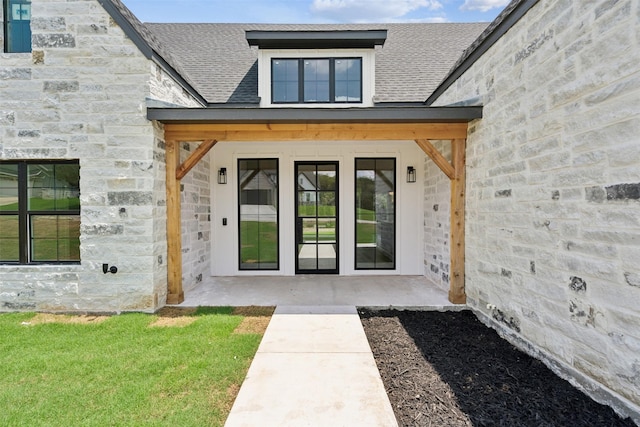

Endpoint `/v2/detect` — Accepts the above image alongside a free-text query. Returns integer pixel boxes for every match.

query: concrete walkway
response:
[225,305,398,427]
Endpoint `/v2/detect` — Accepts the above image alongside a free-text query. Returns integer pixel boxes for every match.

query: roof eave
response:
[97,0,207,106]
[245,30,387,49]
[426,0,540,105]
[147,106,482,124]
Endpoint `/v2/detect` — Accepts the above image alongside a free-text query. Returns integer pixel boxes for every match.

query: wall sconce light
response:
[407,166,416,183]
[217,167,227,184]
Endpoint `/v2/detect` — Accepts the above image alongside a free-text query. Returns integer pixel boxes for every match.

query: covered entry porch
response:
[148,106,482,306]
[174,275,462,309]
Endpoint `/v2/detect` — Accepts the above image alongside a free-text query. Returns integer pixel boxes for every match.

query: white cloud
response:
[460,0,509,12]
[311,0,443,23]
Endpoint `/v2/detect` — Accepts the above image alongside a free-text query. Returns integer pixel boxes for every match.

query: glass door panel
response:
[355,158,395,269]
[295,162,338,274]
[238,159,279,270]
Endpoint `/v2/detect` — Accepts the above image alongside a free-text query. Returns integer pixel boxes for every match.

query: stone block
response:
[43,80,79,92]
[107,191,153,206]
[0,68,32,80]
[32,34,76,48]
[606,183,640,200]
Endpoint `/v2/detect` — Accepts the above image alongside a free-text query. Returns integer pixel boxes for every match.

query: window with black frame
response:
[272,57,362,104]
[355,158,395,269]
[0,161,80,264]
[4,0,32,53]
[238,159,279,270]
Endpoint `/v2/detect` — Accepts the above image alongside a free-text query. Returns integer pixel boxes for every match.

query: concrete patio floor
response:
[174,275,465,309]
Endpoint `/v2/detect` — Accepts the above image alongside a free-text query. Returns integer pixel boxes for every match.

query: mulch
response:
[360,309,636,427]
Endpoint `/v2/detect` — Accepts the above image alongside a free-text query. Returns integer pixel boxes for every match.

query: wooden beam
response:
[414,139,455,180]
[449,138,466,304]
[165,139,184,305]
[164,122,469,142]
[176,139,217,180]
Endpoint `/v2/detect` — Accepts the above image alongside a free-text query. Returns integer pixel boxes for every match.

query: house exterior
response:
[0,0,638,421]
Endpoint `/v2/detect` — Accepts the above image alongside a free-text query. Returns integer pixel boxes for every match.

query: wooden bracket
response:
[176,139,217,180]
[415,139,455,180]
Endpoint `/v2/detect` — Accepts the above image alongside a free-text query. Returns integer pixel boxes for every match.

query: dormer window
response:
[272,57,362,104]
[247,30,386,108]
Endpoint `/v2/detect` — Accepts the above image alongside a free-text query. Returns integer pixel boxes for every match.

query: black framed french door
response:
[295,162,338,274]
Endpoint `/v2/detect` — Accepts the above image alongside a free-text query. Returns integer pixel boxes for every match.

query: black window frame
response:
[3,0,32,53]
[0,160,80,265]
[237,158,280,271]
[354,157,396,271]
[271,57,362,104]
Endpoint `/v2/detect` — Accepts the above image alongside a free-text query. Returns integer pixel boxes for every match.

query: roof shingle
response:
[144,23,488,104]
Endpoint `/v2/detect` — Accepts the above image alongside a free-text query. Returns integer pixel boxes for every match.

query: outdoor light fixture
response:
[407,166,416,183]
[217,167,227,184]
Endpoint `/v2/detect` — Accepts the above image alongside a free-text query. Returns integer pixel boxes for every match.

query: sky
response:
[121,0,510,24]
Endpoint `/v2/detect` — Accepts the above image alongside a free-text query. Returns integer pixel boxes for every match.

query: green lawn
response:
[0,308,266,427]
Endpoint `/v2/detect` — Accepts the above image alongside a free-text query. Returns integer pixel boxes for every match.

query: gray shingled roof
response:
[144,23,488,104]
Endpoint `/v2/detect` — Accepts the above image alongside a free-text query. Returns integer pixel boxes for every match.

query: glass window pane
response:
[334,58,361,102]
[318,192,336,217]
[302,218,317,243]
[297,164,317,189]
[347,59,361,79]
[56,215,80,261]
[355,158,395,270]
[0,189,19,212]
[303,59,330,102]
[55,163,80,188]
[298,192,316,217]
[239,159,279,270]
[0,216,20,261]
[317,218,336,242]
[347,82,361,102]
[297,243,317,271]
[335,81,347,102]
[272,59,299,103]
[31,215,80,262]
[318,244,336,270]
[0,164,19,188]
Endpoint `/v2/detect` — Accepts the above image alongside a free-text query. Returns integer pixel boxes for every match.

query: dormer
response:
[246,30,387,108]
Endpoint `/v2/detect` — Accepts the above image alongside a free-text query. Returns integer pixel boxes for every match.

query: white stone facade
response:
[0,0,200,312]
[432,0,640,420]
[422,139,452,292]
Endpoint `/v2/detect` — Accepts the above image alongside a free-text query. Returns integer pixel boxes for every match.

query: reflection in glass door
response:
[238,159,279,270]
[295,162,338,274]
[355,158,395,269]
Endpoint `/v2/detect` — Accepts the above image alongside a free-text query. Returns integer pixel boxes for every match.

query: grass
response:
[0,307,267,427]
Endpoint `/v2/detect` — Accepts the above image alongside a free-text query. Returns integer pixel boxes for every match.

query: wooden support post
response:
[449,138,466,304]
[166,139,184,304]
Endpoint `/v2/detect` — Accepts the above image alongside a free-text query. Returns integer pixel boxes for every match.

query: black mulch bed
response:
[360,309,636,427]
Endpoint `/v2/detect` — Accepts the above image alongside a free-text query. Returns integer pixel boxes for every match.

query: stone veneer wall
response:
[178,142,211,292]
[423,140,452,291]
[432,0,640,421]
[148,66,203,304]
[0,0,200,312]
